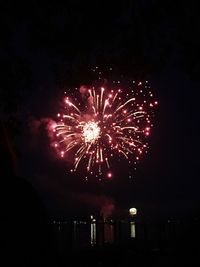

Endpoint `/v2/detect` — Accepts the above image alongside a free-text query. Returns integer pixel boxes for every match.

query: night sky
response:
[1,1,200,221]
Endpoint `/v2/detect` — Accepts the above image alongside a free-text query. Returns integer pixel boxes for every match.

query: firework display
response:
[53,68,157,180]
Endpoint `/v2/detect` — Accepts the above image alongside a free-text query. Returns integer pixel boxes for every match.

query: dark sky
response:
[1,1,200,220]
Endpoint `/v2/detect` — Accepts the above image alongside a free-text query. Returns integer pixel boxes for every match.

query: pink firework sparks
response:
[53,76,157,180]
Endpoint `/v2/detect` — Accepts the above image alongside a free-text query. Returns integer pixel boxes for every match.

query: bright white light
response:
[83,121,100,143]
[129,207,137,216]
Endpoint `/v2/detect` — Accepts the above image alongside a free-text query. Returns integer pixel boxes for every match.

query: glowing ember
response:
[107,172,112,178]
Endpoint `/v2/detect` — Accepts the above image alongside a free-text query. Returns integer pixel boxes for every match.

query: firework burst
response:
[53,70,157,180]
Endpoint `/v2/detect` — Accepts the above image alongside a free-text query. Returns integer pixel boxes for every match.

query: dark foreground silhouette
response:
[0,124,59,266]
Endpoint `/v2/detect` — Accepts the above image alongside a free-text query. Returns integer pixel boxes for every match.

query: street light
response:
[129,208,137,216]
[129,208,137,238]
